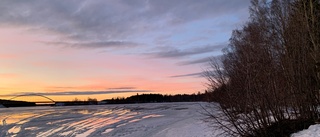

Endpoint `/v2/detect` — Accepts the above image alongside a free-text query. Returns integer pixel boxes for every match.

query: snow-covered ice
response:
[2,102,319,137]
[0,102,217,137]
[291,124,320,137]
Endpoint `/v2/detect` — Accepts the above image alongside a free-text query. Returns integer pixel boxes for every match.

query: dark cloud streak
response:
[148,44,226,58]
[44,41,140,49]
[170,72,204,78]
[177,55,224,65]
[4,90,153,96]
[178,57,212,65]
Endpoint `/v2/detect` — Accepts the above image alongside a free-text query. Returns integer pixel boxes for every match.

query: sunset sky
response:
[0,0,250,101]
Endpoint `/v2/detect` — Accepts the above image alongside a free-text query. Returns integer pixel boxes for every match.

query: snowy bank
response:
[291,124,320,137]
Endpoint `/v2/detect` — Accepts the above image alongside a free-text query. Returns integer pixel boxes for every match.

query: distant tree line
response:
[0,99,36,107]
[102,93,210,104]
[0,93,211,107]
[204,0,320,136]
[55,97,99,106]
[54,93,211,106]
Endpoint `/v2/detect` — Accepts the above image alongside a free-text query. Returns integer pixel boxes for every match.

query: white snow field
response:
[1,102,318,137]
[0,102,219,137]
[291,124,320,137]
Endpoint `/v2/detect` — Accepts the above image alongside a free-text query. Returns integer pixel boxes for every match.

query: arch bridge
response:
[9,94,56,104]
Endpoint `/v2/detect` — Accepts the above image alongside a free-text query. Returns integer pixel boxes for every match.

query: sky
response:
[0,0,250,101]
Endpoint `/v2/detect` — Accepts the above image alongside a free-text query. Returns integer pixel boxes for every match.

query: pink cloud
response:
[0,26,206,100]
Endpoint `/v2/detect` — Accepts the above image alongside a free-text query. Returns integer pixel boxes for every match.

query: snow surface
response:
[291,124,320,137]
[0,102,220,137]
[2,102,319,137]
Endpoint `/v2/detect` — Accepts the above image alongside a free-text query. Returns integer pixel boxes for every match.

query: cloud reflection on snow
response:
[0,104,165,137]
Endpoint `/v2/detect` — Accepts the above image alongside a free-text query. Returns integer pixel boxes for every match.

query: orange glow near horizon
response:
[0,27,206,102]
[0,0,250,102]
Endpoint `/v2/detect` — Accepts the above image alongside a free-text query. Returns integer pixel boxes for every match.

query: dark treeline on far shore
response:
[0,92,212,107]
[102,92,211,104]
[0,99,36,107]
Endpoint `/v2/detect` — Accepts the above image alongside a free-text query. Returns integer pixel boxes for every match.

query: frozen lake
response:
[0,102,215,137]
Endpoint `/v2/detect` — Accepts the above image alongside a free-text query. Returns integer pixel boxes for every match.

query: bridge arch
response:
[9,94,55,103]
